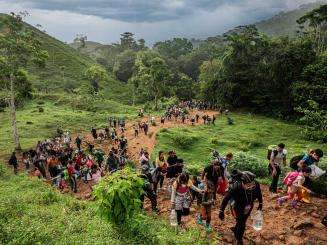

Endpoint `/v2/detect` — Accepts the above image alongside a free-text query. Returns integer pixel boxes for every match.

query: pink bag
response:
[283,171,300,186]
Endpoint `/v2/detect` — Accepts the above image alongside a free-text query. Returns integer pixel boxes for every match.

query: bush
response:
[94,167,144,225]
[229,152,269,178]
[312,176,327,196]
[296,100,327,142]
[186,164,202,176]
[41,190,59,205]
[171,133,199,149]
[211,138,226,147]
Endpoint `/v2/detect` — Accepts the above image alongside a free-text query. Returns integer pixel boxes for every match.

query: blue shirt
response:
[302,154,316,166]
[221,158,229,169]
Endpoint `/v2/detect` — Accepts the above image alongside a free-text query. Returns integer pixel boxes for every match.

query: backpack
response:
[283,171,300,186]
[267,145,278,160]
[289,154,305,170]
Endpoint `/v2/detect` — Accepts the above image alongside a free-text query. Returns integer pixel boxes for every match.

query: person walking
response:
[153,151,167,193]
[219,170,263,245]
[8,152,18,174]
[268,143,287,193]
[75,135,82,151]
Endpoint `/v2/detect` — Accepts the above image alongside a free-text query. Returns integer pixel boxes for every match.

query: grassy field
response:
[0,99,137,156]
[153,112,327,174]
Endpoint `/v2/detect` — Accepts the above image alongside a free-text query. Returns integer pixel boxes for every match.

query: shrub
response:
[0,164,7,178]
[211,138,226,146]
[41,190,59,205]
[160,128,169,133]
[186,164,202,176]
[94,167,144,225]
[171,133,198,149]
[229,152,269,178]
[296,100,327,142]
[312,176,327,196]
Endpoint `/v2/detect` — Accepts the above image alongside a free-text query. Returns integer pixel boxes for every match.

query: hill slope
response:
[190,2,327,48]
[256,1,327,37]
[0,13,96,92]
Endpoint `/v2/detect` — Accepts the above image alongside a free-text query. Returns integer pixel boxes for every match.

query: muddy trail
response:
[73,109,327,245]
[8,109,327,244]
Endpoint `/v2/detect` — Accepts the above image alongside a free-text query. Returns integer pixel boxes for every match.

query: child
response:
[278,167,312,208]
[199,180,215,232]
[171,173,204,226]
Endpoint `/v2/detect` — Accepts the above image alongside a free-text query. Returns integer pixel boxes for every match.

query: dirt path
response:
[7,109,326,244]
[73,109,327,245]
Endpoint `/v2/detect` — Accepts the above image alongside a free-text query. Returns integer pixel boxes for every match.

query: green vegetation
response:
[0,13,95,92]
[256,1,326,37]
[94,168,144,225]
[0,4,327,244]
[0,100,137,156]
[0,169,206,244]
[154,113,327,173]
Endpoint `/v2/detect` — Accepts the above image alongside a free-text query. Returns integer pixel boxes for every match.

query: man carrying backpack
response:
[297,149,324,189]
[8,152,18,174]
[219,171,263,245]
[202,159,224,200]
[268,143,287,193]
[297,149,324,169]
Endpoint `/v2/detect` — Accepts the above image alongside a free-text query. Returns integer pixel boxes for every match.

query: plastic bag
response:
[252,210,263,231]
[310,164,326,178]
[170,209,177,227]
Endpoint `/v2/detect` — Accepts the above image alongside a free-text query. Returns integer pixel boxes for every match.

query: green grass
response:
[0,99,137,156]
[153,112,327,171]
[0,169,207,244]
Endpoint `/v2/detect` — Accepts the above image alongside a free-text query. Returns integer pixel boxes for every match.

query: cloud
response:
[4,0,227,22]
[0,0,324,44]
[5,0,321,22]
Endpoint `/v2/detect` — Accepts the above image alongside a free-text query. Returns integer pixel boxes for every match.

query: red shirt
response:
[75,155,82,166]
[67,165,75,175]
[86,159,94,168]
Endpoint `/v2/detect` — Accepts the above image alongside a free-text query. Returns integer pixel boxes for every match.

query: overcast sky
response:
[0,0,323,45]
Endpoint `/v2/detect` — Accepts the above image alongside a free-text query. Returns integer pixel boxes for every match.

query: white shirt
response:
[271,149,287,166]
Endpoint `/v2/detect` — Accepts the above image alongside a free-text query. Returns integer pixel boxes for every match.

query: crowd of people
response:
[163,104,216,125]
[6,102,327,245]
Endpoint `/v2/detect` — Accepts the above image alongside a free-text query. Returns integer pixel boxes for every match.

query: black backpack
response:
[289,154,305,170]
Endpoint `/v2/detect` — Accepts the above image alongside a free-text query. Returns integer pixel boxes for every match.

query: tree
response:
[84,65,108,93]
[137,39,147,51]
[0,12,48,150]
[113,49,136,83]
[154,38,193,59]
[74,34,88,50]
[120,32,137,50]
[199,58,231,107]
[132,51,170,109]
[292,51,327,111]
[173,73,198,100]
[297,4,327,54]
[198,25,316,116]
[296,100,327,142]
[178,49,210,81]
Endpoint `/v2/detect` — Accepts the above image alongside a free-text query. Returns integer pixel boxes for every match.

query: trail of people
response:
[72,109,327,245]
[6,104,327,245]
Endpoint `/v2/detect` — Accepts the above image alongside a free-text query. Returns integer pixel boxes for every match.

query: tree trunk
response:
[9,74,21,151]
[154,94,158,110]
